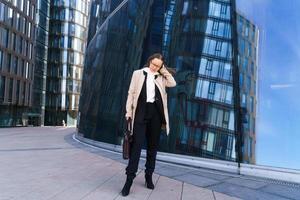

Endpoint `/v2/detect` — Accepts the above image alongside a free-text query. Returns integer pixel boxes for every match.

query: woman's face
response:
[149,58,163,73]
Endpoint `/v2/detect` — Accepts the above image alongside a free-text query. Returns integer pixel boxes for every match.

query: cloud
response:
[270,84,294,89]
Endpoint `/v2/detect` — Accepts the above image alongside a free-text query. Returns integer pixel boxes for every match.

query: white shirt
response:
[143,68,159,103]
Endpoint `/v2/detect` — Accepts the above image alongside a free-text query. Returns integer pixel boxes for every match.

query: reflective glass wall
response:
[165,0,238,162]
[30,0,50,126]
[79,0,256,163]
[78,0,155,144]
[45,0,89,126]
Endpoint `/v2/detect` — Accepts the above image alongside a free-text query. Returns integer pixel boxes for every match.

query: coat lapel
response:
[154,76,164,95]
[136,69,164,101]
[136,70,145,98]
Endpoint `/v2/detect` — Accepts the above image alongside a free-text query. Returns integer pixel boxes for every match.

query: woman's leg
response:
[145,106,162,176]
[122,122,147,196]
[125,122,147,179]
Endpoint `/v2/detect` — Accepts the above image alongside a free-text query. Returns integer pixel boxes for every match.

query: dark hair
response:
[143,53,164,68]
[143,53,176,75]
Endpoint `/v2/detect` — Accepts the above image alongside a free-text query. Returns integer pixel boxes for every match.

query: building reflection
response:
[78,0,258,164]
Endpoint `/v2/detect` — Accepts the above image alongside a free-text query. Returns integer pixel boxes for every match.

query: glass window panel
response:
[0,76,5,101]
[26,0,29,15]
[12,0,17,6]
[205,19,213,34]
[0,50,3,70]
[211,61,219,77]
[16,80,20,104]
[225,86,232,104]
[25,62,29,78]
[0,27,9,48]
[229,111,234,130]
[217,109,223,127]
[183,19,189,32]
[231,137,236,158]
[223,63,231,80]
[0,3,4,22]
[181,127,188,144]
[199,58,206,75]
[201,80,209,98]
[12,33,16,50]
[8,78,13,102]
[6,53,11,72]
[182,1,189,15]
[210,107,218,126]
[250,96,254,112]
[214,84,221,102]
[207,132,215,152]
[6,7,13,25]
[242,93,246,107]
[11,56,18,74]
[209,2,221,18]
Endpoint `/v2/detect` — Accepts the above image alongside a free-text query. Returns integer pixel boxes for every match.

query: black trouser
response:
[126,102,162,179]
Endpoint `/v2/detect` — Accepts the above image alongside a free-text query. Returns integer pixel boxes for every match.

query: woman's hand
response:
[126,117,132,122]
[159,64,168,75]
[159,64,176,87]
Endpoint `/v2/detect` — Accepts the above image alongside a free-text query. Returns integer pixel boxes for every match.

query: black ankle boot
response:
[145,174,154,189]
[121,177,133,196]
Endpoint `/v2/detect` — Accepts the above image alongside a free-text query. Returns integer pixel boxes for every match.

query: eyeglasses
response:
[150,61,162,68]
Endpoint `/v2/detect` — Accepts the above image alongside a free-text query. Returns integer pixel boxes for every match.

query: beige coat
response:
[125,66,176,135]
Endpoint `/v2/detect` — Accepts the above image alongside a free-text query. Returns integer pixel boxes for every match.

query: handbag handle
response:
[125,118,132,135]
[128,120,132,132]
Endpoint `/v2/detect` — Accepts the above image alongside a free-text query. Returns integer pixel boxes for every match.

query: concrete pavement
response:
[0,127,299,200]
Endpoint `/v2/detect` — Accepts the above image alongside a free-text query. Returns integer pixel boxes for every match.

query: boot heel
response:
[121,177,133,196]
[145,174,155,189]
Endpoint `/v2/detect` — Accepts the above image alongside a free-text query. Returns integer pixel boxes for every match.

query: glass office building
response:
[78,0,154,143]
[237,12,259,164]
[0,0,36,126]
[45,0,89,126]
[78,0,258,163]
[29,0,50,126]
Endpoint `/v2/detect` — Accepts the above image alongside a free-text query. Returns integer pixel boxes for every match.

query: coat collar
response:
[143,67,159,79]
[136,69,164,99]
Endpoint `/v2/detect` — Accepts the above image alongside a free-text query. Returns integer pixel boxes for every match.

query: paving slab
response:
[173,173,220,187]
[147,175,182,200]
[209,182,290,200]
[259,184,300,199]
[154,165,193,177]
[214,191,241,200]
[80,170,124,200]
[224,177,269,189]
[182,182,215,200]
[190,169,237,181]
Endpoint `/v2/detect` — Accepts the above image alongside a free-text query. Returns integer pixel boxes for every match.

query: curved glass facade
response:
[166,0,237,162]
[0,0,36,126]
[78,0,258,163]
[30,0,51,126]
[78,0,154,144]
[45,0,89,126]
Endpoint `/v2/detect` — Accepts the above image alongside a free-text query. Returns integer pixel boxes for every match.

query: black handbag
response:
[123,119,133,160]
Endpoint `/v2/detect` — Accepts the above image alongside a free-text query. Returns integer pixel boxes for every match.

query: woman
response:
[121,53,176,196]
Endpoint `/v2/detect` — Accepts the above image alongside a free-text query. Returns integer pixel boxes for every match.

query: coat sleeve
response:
[125,71,136,119]
[159,66,176,88]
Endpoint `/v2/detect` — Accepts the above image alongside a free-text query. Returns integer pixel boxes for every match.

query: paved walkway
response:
[0,127,299,200]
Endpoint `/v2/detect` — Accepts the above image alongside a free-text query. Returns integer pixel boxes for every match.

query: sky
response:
[236,0,300,169]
